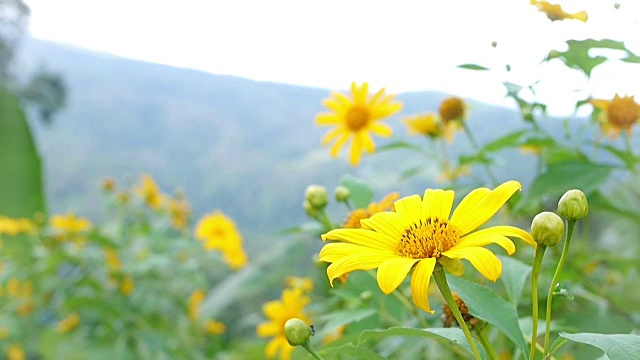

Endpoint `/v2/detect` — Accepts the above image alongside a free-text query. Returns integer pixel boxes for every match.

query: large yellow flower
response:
[530,0,587,22]
[590,94,640,139]
[315,82,402,166]
[319,181,535,313]
[257,288,311,360]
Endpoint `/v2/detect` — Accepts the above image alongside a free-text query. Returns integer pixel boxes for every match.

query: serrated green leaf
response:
[339,175,373,209]
[458,63,490,71]
[547,39,627,77]
[559,332,640,360]
[498,255,532,306]
[448,275,528,357]
[359,327,487,360]
[320,343,386,360]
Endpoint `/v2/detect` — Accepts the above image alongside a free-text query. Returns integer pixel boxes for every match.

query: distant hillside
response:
[16,37,532,240]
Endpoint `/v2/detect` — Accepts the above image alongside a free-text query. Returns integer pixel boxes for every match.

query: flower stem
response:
[317,209,335,232]
[301,339,326,360]
[433,264,482,360]
[478,326,499,360]
[543,220,575,357]
[462,123,498,187]
[529,244,547,360]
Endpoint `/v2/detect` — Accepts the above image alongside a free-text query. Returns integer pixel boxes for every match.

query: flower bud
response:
[531,211,565,247]
[334,185,351,203]
[303,200,317,217]
[284,318,312,346]
[557,189,588,220]
[304,185,328,210]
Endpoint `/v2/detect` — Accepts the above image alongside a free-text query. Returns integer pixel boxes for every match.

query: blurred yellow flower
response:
[194,211,248,270]
[204,320,226,335]
[315,82,402,166]
[6,344,25,360]
[136,174,164,209]
[439,97,467,124]
[0,217,34,236]
[519,144,542,155]
[223,248,249,270]
[322,325,346,345]
[50,213,92,234]
[257,288,311,360]
[404,113,440,137]
[320,181,534,313]
[6,278,20,296]
[101,177,116,192]
[342,193,400,229]
[284,276,314,293]
[0,326,9,340]
[17,301,34,317]
[168,197,191,230]
[56,312,80,333]
[590,94,640,139]
[188,289,206,322]
[120,276,135,296]
[530,0,587,22]
[103,248,121,271]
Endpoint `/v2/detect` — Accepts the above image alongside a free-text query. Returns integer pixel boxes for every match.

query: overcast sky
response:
[26,0,640,115]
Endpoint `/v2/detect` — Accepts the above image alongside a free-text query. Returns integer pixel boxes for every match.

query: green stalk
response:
[529,245,547,360]
[543,220,575,357]
[462,122,498,187]
[433,264,482,360]
[478,326,499,360]
[301,339,326,360]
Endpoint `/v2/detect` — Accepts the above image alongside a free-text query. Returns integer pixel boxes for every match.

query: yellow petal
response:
[438,256,465,276]
[319,242,393,263]
[451,181,522,235]
[443,247,502,282]
[368,87,386,105]
[352,82,368,105]
[315,113,341,126]
[329,132,350,157]
[280,340,295,360]
[323,92,351,112]
[256,321,280,337]
[369,122,393,137]
[265,337,282,358]
[393,195,422,222]
[410,258,437,314]
[321,228,398,251]
[456,227,518,255]
[422,189,455,221]
[263,300,285,320]
[348,133,364,166]
[371,101,402,119]
[376,257,420,294]
[359,131,376,154]
[360,212,405,239]
[326,252,393,285]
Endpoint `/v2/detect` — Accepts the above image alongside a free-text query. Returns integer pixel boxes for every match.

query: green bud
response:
[304,185,328,209]
[531,211,565,247]
[284,318,312,346]
[557,189,588,220]
[334,185,351,202]
[303,200,317,217]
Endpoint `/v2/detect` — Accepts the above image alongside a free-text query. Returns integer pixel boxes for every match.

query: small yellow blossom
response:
[168,197,191,230]
[7,278,20,296]
[284,276,314,293]
[135,174,164,209]
[404,113,441,137]
[223,247,249,270]
[56,312,80,333]
[194,211,248,270]
[590,94,640,139]
[6,343,25,360]
[50,213,92,234]
[204,320,227,335]
[342,193,400,229]
[439,97,467,124]
[188,289,206,322]
[103,248,121,272]
[0,216,35,236]
[530,0,588,22]
[102,177,116,192]
[120,276,135,296]
[0,326,9,340]
[315,82,402,166]
[257,288,311,360]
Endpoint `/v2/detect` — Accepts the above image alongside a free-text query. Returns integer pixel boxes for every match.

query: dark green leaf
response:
[320,343,385,360]
[458,64,490,71]
[498,255,532,306]
[339,175,374,209]
[559,332,640,360]
[601,144,640,170]
[448,275,529,356]
[547,39,627,77]
[480,130,527,153]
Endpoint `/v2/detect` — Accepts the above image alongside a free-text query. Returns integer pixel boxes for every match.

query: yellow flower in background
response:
[50,213,92,234]
[519,144,542,155]
[342,193,400,229]
[6,343,25,360]
[437,164,472,183]
[439,97,467,124]
[136,174,164,209]
[223,247,248,270]
[257,288,311,360]
[195,211,249,270]
[120,276,135,296]
[319,181,535,313]
[530,0,587,22]
[0,217,34,236]
[56,312,80,333]
[101,177,116,192]
[590,94,640,139]
[322,325,346,345]
[168,197,191,230]
[205,320,226,335]
[0,326,9,340]
[404,113,441,138]
[315,82,402,166]
[188,289,206,322]
[103,248,121,271]
[284,276,314,293]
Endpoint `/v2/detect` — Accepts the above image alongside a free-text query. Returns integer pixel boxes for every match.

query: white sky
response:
[26,0,640,115]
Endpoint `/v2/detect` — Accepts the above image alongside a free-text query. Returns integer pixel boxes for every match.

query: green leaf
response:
[320,343,386,360]
[320,308,377,333]
[458,63,490,71]
[559,332,640,360]
[601,144,640,170]
[448,275,529,357]
[376,140,424,153]
[339,175,374,209]
[498,255,532,306]
[0,86,46,217]
[359,327,486,360]
[480,130,527,153]
[588,191,640,222]
[503,82,522,97]
[401,165,426,180]
[547,39,627,77]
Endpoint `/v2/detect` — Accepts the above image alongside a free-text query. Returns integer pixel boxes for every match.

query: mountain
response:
[15,37,532,242]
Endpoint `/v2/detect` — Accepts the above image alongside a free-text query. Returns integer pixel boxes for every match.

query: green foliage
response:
[559,332,640,360]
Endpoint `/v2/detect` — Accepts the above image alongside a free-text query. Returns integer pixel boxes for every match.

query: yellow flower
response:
[319,181,535,313]
[136,174,164,209]
[204,320,226,335]
[188,289,206,322]
[439,97,467,124]
[0,326,9,340]
[590,94,640,139]
[194,211,241,252]
[223,247,249,270]
[6,344,25,360]
[284,276,314,293]
[530,0,588,22]
[102,177,116,192]
[50,213,92,234]
[6,278,20,296]
[257,288,311,360]
[343,193,400,229]
[168,197,191,230]
[404,113,441,138]
[56,312,80,333]
[315,82,402,166]
[0,217,34,236]
[120,276,135,296]
[322,325,346,345]
[103,248,121,271]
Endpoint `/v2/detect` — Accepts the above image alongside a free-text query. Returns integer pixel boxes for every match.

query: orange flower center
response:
[346,106,370,131]
[608,97,640,130]
[397,218,460,259]
[439,97,465,123]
